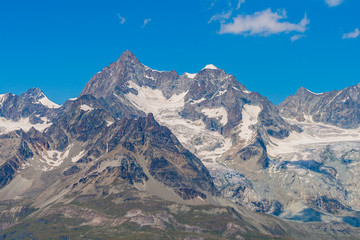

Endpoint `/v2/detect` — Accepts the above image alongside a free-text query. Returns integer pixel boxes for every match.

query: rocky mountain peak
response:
[115,50,141,66]
[20,87,45,100]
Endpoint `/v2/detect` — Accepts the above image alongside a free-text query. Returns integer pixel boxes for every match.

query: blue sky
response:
[0,0,359,104]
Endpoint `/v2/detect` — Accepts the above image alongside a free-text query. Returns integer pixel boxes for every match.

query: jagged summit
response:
[279,83,360,128]
[116,50,141,65]
[20,87,60,109]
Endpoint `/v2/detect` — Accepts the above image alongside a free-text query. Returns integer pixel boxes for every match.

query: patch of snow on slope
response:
[0,117,51,135]
[80,104,94,112]
[39,145,71,170]
[38,96,60,108]
[185,73,197,79]
[202,107,228,125]
[189,97,206,105]
[71,150,85,163]
[126,81,232,166]
[144,74,156,80]
[237,104,261,145]
[213,89,227,98]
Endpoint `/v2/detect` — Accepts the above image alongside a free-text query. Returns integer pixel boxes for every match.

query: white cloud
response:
[342,28,360,39]
[236,0,245,10]
[142,18,151,28]
[219,9,309,37]
[208,9,233,23]
[325,0,344,7]
[291,34,306,42]
[117,14,126,24]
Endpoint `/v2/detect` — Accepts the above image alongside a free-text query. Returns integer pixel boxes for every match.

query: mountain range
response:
[0,51,360,239]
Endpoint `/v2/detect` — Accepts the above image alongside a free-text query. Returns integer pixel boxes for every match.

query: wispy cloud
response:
[142,18,151,28]
[117,14,126,24]
[218,9,309,37]
[208,9,233,23]
[342,28,360,39]
[210,0,218,8]
[291,34,306,42]
[236,0,245,10]
[325,0,344,7]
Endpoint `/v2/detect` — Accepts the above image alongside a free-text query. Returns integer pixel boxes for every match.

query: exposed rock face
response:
[73,112,218,200]
[0,130,34,188]
[279,85,360,129]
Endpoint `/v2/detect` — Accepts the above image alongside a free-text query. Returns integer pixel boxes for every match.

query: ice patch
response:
[189,97,206,105]
[144,74,156,81]
[202,107,228,125]
[0,117,51,135]
[213,89,227,98]
[71,150,85,163]
[80,104,94,112]
[39,145,71,169]
[243,89,251,94]
[236,104,261,145]
[185,73,197,79]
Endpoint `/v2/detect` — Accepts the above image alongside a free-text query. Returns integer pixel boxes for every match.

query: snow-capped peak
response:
[202,64,219,70]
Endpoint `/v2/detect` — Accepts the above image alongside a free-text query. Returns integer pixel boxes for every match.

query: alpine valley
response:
[1,51,360,239]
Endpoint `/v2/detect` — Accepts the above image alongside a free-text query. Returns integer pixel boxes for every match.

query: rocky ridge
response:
[279,84,360,129]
